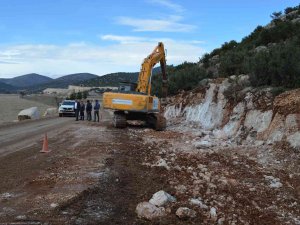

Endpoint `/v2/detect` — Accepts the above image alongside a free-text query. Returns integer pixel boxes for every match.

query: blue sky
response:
[0,0,299,78]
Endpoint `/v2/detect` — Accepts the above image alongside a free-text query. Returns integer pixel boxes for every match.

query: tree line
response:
[151,4,300,97]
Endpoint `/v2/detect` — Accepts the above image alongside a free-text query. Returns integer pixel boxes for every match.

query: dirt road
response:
[0,112,299,225]
[0,117,73,157]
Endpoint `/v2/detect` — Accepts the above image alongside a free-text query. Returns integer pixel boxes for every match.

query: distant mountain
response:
[27,73,99,92]
[0,73,53,87]
[0,67,163,93]
[55,73,98,84]
[80,67,162,87]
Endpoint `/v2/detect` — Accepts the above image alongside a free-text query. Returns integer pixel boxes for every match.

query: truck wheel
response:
[113,112,127,128]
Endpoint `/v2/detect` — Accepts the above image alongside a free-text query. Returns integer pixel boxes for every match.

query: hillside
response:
[151,4,300,97]
[199,5,300,88]
[0,73,53,88]
[80,72,138,87]
[0,81,17,93]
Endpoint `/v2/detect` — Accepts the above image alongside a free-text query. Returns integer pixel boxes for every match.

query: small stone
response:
[228,179,238,187]
[50,203,58,208]
[136,202,166,220]
[149,190,176,207]
[189,198,208,209]
[218,217,225,224]
[155,159,170,170]
[175,185,187,194]
[0,192,13,199]
[176,207,196,219]
[210,207,217,220]
[16,215,27,220]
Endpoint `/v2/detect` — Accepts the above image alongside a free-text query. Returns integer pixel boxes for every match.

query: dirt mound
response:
[166,87,206,108]
[274,89,300,115]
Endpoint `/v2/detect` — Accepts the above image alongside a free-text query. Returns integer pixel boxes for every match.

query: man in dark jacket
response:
[86,100,92,121]
[94,99,100,122]
[80,100,85,120]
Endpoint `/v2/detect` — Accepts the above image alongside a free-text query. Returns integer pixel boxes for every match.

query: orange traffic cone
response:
[40,133,50,153]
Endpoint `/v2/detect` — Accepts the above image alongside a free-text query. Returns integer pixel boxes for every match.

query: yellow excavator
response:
[103,42,168,130]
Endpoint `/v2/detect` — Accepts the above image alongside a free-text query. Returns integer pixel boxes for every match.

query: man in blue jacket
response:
[94,100,100,122]
[86,100,92,121]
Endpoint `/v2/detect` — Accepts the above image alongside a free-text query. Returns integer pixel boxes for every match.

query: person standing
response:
[74,100,80,121]
[93,99,100,122]
[86,100,92,121]
[80,100,85,120]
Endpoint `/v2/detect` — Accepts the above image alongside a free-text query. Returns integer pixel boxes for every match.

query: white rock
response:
[210,207,217,219]
[149,190,176,207]
[43,107,57,117]
[264,175,283,188]
[175,185,187,194]
[194,140,213,149]
[254,140,264,146]
[0,192,13,199]
[155,158,170,170]
[183,82,227,130]
[136,202,166,220]
[287,132,300,149]
[16,215,27,220]
[189,198,208,209]
[244,110,273,133]
[218,217,226,224]
[176,207,196,219]
[18,107,40,120]
[50,203,58,208]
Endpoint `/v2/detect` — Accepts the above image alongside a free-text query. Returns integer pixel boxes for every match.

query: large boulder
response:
[149,190,176,207]
[18,107,40,121]
[136,202,166,220]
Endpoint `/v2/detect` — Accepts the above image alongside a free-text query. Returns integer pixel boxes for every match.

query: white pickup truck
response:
[58,100,76,117]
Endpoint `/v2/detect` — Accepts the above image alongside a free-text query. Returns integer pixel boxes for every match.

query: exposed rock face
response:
[165,77,300,149]
[183,81,229,130]
[136,202,166,220]
[18,107,40,121]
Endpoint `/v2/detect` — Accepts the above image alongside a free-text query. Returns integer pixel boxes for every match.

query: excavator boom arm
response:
[136,42,167,97]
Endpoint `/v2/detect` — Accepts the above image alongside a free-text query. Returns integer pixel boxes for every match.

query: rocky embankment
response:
[165,75,300,150]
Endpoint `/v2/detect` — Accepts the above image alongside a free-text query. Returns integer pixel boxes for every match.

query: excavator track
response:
[154,114,166,131]
[113,112,127,128]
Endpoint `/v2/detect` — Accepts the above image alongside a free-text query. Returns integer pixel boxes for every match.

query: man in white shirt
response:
[74,99,80,121]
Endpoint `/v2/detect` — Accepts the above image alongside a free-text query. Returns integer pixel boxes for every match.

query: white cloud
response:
[101,35,146,43]
[147,0,184,13]
[116,16,195,32]
[115,0,195,32]
[0,38,205,78]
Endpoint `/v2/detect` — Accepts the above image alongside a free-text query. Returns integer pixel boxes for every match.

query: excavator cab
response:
[118,82,137,92]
